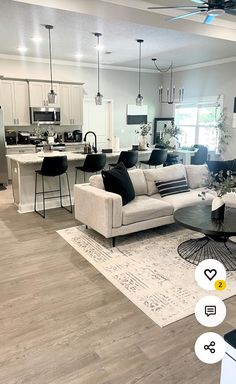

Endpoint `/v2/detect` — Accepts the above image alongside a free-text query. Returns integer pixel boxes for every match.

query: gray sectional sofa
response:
[74,164,215,243]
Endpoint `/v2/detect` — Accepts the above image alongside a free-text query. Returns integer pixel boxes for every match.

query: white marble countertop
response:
[6,149,153,165]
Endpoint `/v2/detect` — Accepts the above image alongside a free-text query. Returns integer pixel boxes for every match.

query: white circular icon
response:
[195,332,226,364]
[195,259,226,290]
[195,296,226,327]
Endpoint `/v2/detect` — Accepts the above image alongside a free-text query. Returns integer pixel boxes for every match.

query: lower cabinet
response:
[6,146,35,180]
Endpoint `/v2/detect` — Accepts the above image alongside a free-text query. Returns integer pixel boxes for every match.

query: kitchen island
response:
[7,150,152,213]
[7,148,196,214]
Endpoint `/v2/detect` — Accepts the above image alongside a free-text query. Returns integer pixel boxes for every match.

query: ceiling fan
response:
[148,0,236,24]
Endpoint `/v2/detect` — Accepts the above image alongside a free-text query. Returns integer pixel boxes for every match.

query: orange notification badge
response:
[215,280,227,291]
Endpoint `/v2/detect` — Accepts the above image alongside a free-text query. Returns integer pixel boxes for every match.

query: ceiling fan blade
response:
[204,14,215,24]
[148,6,200,9]
[168,10,204,21]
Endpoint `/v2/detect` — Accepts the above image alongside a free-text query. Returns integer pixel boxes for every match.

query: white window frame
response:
[174,95,224,150]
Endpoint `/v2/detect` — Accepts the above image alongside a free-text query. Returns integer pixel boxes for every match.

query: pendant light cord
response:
[97,34,100,94]
[48,27,53,90]
[138,41,141,95]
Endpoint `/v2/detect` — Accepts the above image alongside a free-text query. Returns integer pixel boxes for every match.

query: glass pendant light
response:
[94,32,103,105]
[136,39,144,106]
[45,25,57,104]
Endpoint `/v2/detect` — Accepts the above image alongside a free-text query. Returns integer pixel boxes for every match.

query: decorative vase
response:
[139,135,147,151]
[211,196,225,221]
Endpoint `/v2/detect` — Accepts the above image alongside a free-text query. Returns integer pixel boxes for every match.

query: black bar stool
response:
[75,153,107,183]
[34,156,72,218]
[108,150,138,169]
[140,149,167,168]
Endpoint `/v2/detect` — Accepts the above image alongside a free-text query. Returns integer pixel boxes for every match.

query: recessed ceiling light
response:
[17,46,28,53]
[31,36,42,43]
[75,53,84,59]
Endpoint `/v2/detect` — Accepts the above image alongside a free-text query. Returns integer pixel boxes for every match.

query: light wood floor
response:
[0,186,235,384]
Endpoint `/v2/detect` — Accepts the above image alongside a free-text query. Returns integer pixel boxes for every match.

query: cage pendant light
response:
[45,24,57,104]
[94,32,103,105]
[152,58,184,105]
[136,39,144,106]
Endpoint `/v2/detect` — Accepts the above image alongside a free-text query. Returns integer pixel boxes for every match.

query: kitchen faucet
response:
[84,131,98,153]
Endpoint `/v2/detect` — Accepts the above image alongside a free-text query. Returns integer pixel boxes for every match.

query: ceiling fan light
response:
[136,93,143,106]
[95,92,103,105]
[48,89,57,104]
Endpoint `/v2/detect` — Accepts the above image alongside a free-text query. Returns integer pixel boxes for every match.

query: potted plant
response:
[135,122,152,150]
[161,122,181,149]
[199,170,236,220]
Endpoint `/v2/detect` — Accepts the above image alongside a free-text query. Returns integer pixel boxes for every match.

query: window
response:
[175,99,221,150]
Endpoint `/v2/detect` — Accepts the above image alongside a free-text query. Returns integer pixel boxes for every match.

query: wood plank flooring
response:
[0,187,235,384]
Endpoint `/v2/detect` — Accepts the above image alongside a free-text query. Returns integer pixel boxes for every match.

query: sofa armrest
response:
[74,184,122,238]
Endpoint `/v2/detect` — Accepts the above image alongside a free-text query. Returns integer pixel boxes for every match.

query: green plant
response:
[135,122,152,136]
[198,171,236,200]
[161,122,181,149]
[215,98,231,156]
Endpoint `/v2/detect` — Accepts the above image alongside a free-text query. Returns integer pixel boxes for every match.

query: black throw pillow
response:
[101,162,135,206]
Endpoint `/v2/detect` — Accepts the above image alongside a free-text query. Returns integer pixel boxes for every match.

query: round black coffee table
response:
[174,205,236,271]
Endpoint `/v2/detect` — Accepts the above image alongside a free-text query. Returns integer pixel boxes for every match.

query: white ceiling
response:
[1,0,236,70]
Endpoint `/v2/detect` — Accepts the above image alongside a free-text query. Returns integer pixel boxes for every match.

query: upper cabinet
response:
[60,84,83,126]
[0,80,30,126]
[29,82,60,108]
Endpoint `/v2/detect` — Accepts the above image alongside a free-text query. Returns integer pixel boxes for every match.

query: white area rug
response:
[57,225,236,327]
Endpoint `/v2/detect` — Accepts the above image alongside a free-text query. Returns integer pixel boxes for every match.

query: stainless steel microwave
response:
[30,107,61,125]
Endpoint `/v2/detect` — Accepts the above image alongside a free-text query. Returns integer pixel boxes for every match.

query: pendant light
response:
[152,59,184,105]
[45,24,56,104]
[136,39,144,106]
[94,32,103,105]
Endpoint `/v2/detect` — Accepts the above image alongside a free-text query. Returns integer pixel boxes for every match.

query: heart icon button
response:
[204,269,217,281]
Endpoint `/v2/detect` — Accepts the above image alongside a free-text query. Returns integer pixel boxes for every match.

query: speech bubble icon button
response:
[195,296,226,327]
[205,305,216,317]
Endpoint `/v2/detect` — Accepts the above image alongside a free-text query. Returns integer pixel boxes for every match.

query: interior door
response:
[83,98,113,150]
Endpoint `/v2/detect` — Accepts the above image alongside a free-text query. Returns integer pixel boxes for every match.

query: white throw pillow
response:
[143,164,187,196]
[89,174,104,189]
[185,164,209,189]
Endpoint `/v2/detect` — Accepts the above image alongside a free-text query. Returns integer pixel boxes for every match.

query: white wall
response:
[0,57,161,147]
[160,61,236,159]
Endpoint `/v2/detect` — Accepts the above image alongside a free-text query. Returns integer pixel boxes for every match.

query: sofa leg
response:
[112,237,116,247]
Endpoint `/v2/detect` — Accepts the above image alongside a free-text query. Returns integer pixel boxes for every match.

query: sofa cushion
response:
[185,164,209,189]
[89,168,147,196]
[122,195,173,225]
[89,174,105,189]
[152,187,214,211]
[143,164,186,196]
[128,169,148,196]
[102,162,135,206]
[156,177,190,197]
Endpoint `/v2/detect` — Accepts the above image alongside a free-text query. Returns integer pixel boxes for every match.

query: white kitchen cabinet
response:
[0,80,30,126]
[29,82,60,107]
[60,84,83,126]
[6,145,35,180]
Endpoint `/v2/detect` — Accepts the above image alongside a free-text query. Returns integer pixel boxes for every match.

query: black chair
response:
[155,144,179,166]
[140,149,167,168]
[34,156,72,218]
[75,153,107,183]
[191,145,208,165]
[108,150,138,169]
